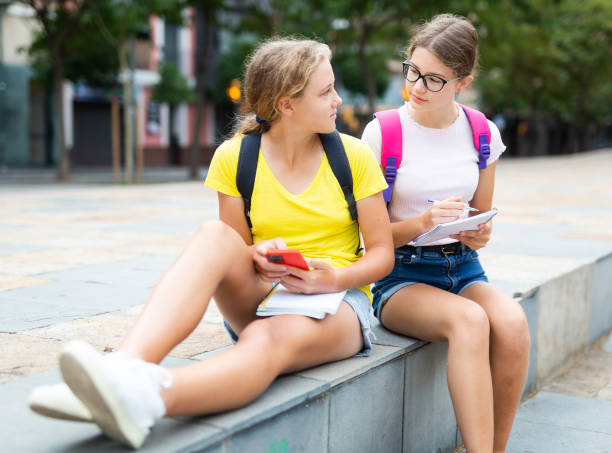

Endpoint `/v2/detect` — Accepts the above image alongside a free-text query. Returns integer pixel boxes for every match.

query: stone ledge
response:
[3,252,612,452]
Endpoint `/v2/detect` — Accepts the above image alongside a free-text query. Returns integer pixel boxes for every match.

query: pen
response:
[427,199,479,212]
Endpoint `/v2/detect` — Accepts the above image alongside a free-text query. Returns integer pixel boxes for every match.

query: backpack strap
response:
[374,109,402,203]
[459,104,491,170]
[319,131,361,254]
[319,131,357,221]
[236,133,261,229]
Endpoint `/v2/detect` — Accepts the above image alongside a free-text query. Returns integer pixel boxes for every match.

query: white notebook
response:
[256,284,347,319]
[412,208,499,246]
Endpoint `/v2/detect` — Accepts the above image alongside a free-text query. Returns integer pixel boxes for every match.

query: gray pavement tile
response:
[490,223,612,261]
[36,255,174,286]
[0,243,46,257]
[542,206,612,218]
[101,218,204,234]
[0,282,151,332]
[515,391,612,434]
[509,391,612,452]
[508,419,612,453]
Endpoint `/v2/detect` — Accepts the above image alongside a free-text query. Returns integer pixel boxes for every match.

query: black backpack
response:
[236,131,361,254]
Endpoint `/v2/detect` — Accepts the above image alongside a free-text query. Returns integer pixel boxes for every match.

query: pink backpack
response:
[376,104,491,203]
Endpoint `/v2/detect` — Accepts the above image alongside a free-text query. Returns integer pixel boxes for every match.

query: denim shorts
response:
[224,287,374,357]
[372,243,488,321]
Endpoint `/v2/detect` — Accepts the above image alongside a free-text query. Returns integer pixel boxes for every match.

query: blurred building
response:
[0,3,218,169]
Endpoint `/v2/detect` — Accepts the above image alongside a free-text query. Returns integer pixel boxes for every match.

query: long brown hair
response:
[232,37,332,136]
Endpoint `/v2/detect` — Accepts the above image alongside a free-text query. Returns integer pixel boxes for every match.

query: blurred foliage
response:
[152,63,195,105]
[23,0,612,136]
[467,0,612,127]
[26,0,185,87]
[212,0,611,130]
[210,40,254,103]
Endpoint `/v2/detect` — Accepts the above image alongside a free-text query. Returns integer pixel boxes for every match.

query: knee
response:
[196,220,233,239]
[195,220,243,249]
[239,319,277,350]
[449,303,490,349]
[495,306,531,357]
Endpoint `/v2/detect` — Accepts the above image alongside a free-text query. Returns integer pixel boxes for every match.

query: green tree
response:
[472,0,612,150]
[229,0,456,117]
[19,0,93,181]
[152,62,195,165]
[89,0,183,182]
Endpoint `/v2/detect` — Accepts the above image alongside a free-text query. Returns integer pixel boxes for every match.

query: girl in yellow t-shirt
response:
[28,38,393,449]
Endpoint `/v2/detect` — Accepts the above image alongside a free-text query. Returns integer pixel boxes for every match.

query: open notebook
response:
[256,284,347,319]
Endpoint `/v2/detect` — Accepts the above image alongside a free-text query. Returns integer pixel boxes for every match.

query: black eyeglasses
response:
[402,61,461,92]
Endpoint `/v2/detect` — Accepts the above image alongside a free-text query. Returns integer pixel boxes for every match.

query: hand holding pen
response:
[423,196,471,229]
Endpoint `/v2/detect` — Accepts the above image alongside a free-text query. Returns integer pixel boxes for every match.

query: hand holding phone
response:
[265,249,309,271]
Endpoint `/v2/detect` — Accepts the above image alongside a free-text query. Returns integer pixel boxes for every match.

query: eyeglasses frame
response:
[402,61,462,92]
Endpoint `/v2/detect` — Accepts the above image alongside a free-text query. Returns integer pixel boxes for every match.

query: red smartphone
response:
[265,249,309,271]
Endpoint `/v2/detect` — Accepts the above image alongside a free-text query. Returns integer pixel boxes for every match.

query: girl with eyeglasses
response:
[28,38,393,449]
[362,14,530,453]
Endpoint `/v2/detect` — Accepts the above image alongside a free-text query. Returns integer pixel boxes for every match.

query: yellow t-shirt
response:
[204,133,387,300]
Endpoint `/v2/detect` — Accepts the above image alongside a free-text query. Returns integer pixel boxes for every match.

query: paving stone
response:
[509,391,612,452]
[0,274,51,291]
[509,417,612,453]
[0,248,138,276]
[517,391,612,434]
[1,304,227,382]
[543,350,612,399]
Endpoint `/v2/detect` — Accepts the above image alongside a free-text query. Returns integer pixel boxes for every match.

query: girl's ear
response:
[277,97,294,116]
[456,74,474,94]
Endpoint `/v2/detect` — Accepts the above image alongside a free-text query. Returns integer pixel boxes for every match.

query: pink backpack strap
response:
[459,104,491,170]
[374,109,402,203]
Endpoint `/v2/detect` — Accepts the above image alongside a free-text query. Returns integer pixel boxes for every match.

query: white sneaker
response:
[28,383,93,422]
[59,341,172,449]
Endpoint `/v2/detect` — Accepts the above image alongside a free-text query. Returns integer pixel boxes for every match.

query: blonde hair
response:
[407,14,478,78]
[233,37,332,135]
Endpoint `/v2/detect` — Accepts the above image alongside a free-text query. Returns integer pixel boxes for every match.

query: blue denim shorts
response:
[224,287,374,357]
[372,243,488,321]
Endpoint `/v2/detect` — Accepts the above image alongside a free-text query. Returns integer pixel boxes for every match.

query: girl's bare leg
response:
[162,301,363,416]
[381,284,494,453]
[120,220,271,363]
[114,219,364,417]
[461,283,530,453]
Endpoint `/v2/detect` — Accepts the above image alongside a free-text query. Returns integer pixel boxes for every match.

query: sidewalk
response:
[1,149,612,452]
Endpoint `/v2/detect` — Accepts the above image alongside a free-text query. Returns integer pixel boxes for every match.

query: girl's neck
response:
[407,102,459,129]
[264,122,321,168]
